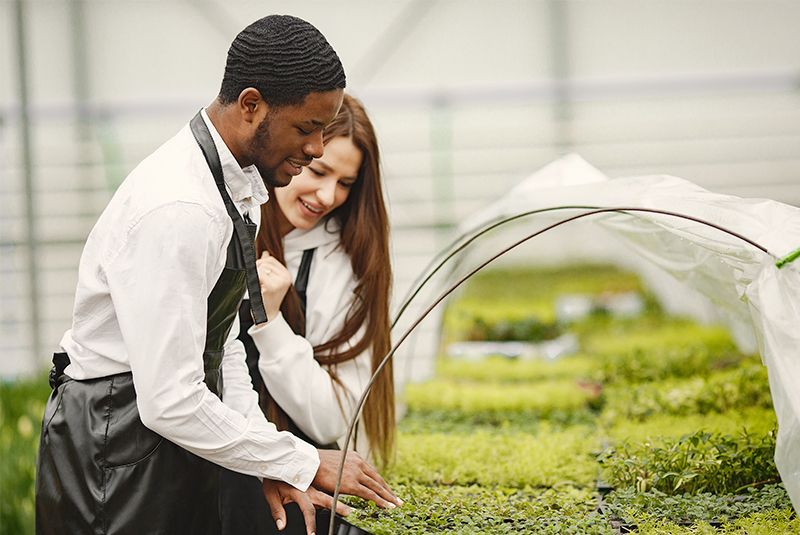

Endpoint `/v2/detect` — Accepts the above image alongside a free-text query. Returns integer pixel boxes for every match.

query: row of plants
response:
[601,362,772,421]
[598,429,780,495]
[345,264,797,533]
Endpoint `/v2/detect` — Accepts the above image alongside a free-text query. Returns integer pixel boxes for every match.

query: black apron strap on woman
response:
[295,248,316,318]
[190,112,268,326]
[236,248,316,399]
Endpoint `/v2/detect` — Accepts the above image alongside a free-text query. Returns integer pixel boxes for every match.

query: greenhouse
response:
[3,2,799,534]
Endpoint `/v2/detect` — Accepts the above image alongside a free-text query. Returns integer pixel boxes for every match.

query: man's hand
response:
[262,479,352,534]
[313,449,402,509]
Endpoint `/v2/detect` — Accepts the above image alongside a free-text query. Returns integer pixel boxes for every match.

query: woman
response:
[221,94,395,534]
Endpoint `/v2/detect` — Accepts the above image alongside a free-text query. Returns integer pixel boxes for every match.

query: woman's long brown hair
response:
[255,94,395,468]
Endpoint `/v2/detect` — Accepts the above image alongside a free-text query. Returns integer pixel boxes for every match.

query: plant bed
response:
[602,407,778,445]
[436,354,600,383]
[390,428,599,489]
[584,320,746,384]
[631,509,800,534]
[398,407,596,434]
[345,483,614,535]
[598,429,780,495]
[599,484,793,527]
[404,378,601,418]
[601,361,772,422]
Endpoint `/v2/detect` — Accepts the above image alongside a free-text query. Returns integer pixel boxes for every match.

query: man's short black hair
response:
[218,15,346,107]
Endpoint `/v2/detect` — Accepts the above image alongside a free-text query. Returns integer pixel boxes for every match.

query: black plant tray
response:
[316,509,374,535]
[274,505,374,535]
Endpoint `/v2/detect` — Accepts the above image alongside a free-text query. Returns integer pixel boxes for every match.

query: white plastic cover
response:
[455,154,800,511]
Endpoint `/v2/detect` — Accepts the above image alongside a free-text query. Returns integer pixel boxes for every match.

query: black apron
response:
[35,112,268,535]
[220,248,347,535]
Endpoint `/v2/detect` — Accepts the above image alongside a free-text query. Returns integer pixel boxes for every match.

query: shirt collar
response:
[200,108,268,208]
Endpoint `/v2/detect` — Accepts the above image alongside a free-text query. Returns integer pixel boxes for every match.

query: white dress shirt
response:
[248,220,375,456]
[59,110,319,490]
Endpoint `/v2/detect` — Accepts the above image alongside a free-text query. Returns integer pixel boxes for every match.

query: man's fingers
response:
[263,482,287,531]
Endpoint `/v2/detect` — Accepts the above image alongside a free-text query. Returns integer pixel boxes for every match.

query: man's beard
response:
[248,116,279,187]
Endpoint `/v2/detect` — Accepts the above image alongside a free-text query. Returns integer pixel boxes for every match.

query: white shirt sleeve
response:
[104,201,319,489]
[248,310,373,447]
[221,313,272,423]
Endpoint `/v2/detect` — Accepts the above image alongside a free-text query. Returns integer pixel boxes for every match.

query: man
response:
[35,15,400,535]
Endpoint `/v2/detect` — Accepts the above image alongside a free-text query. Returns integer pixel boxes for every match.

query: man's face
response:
[246,89,344,188]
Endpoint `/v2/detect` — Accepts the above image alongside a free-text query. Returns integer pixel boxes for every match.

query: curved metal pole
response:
[392,205,597,329]
[392,205,772,330]
[393,206,598,386]
[327,206,775,535]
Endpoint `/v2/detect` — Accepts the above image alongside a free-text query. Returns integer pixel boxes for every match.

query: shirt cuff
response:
[248,311,298,361]
[276,436,320,491]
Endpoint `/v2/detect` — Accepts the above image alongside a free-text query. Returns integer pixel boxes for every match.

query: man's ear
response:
[237,88,269,125]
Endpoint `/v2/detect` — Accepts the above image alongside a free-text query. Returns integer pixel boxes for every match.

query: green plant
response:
[404,378,597,416]
[390,429,598,488]
[1,374,50,535]
[604,407,777,444]
[603,483,792,524]
[436,355,600,383]
[464,315,562,342]
[346,483,614,535]
[585,321,744,383]
[399,407,596,434]
[599,429,779,495]
[632,508,800,534]
[443,264,645,339]
[602,362,772,421]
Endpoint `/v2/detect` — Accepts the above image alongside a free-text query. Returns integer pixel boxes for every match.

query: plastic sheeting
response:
[456,154,800,511]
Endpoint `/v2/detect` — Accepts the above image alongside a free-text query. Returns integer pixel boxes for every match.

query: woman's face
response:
[274,135,362,232]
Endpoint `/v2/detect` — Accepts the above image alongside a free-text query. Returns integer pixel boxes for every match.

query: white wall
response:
[2,0,799,378]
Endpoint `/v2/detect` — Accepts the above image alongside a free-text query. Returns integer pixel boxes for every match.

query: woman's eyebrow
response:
[311,159,333,171]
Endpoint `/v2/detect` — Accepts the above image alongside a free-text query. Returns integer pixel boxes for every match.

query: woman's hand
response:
[256,251,292,321]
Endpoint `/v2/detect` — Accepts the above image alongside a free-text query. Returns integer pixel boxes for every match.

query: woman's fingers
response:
[314,450,402,509]
[358,472,402,508]
[307,486,353,516]
[343,454,400,507]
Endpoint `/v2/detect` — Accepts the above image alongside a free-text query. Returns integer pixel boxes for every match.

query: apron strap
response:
[49,352,70,388]
[189,111,268,325]
[295,248,316,318]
